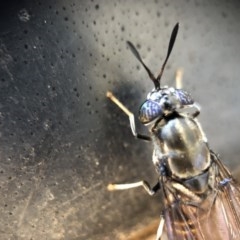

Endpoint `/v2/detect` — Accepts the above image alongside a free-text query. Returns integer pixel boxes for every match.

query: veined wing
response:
[161,153,240,240]
[161,178,207,240]
[162,199,205,240]
[210,151,240,239]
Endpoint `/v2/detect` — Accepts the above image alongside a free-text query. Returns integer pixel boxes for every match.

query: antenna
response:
[156,23,179,84]
[127,23,179,90]
[127,41,158,89]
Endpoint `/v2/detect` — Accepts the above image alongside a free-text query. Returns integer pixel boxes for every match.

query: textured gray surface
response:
[0,0,240,239]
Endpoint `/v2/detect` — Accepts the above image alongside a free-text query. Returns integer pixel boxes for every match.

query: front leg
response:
[106,91,151,141]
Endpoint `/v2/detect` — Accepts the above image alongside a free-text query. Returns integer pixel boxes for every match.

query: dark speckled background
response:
[0,1,240,239]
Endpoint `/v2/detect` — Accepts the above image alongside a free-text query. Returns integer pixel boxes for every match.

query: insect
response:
[107,23,240,240]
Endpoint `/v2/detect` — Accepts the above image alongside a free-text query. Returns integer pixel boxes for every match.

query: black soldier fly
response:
[107,23,240,240]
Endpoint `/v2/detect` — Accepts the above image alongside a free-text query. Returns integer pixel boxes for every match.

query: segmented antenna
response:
[127,23,179,90]
[156,23,179,84]
[127,41,158,88]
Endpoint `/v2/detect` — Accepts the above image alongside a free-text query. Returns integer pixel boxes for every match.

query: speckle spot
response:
[18,9,31,22]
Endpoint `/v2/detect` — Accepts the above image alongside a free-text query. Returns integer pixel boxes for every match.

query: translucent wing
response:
[211,151,240,239]
[163,200,205,240]
[161,152,240,240]
[161,179,208,240]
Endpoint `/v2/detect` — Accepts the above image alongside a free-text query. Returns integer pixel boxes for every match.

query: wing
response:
[161,152,240,240]
[210,151,240,239]
[163,200,205,240]
[161,178,207,240]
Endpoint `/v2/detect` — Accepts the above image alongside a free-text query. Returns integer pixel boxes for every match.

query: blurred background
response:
[0,0,240,239]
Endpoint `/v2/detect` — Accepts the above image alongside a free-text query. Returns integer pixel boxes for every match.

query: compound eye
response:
[175,89,194,105]
[139,100,163,124]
